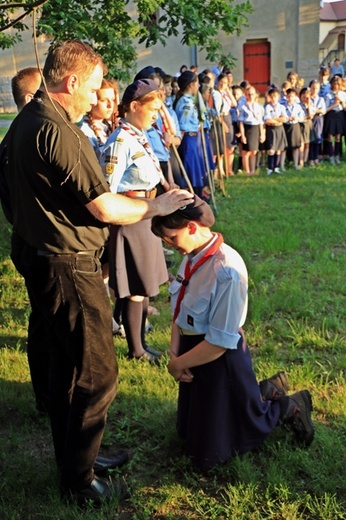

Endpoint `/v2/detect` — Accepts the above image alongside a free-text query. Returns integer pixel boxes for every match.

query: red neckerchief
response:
[173,232,224,323]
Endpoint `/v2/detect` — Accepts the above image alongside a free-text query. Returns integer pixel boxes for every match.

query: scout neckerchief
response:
[152,121,169,153]
[300,103,309,119]
[244,102,262,124]
[173,232,224,323]
[118,119,166,185]
[85,116,112,145]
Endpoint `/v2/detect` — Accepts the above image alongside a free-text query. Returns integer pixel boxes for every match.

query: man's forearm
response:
[86,189,194,226]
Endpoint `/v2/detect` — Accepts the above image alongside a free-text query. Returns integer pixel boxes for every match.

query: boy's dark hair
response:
[286,87,298,96]
[151,195,215,238]
[151,214,191,238]
[267,87,281,97]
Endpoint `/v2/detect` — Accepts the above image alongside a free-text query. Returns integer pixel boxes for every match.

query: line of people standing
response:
[168,64,346,176]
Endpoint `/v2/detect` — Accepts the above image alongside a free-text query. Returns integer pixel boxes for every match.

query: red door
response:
[243,41,270,94]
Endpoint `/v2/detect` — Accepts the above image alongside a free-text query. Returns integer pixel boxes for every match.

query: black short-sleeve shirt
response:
[6,92,110,252]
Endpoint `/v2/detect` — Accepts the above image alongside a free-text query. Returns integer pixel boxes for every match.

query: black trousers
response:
[11,233,51,414]
[17,241,118,491]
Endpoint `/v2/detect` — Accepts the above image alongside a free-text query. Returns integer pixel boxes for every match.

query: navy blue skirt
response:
[176,332,281,470]
[178,133,205,188]
[324,110,344,136]
[203,129,216,170]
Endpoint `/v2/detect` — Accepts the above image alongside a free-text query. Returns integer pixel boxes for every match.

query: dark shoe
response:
[259,371,290,400]
[279,390,315,446]
[144,345,162,357]
[63,475,129,506]
[134,350,161,366]
[94,451,129,475]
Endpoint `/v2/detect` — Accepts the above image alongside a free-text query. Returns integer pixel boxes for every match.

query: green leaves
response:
[0,0,252,78]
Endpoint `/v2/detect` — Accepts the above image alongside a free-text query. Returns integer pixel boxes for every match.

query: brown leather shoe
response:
[279,390,315,446]
[259,371,290,400]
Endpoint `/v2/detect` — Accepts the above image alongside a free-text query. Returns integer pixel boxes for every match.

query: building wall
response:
[320,21,339,43]
[0,1,321,111]
[224,0,320,86]
[136,33,195,78]
[136,0,320,87]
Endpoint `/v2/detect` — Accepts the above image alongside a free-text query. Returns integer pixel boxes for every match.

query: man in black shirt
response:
[1,40,192,505]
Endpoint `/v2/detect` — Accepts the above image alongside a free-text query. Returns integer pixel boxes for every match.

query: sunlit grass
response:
[0,151,345,518]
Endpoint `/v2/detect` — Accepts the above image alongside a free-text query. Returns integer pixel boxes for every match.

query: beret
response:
[134,66,156,81]
[154,67,166,78]
[177,70,196,92]
[122,79,158,105]
[178,195,215,227]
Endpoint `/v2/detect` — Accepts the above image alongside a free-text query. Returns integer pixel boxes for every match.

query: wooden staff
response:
[159,108,194,193]
[195,92,218,209]
[221,115,230,177]
[171,143,194,193]
[211,114,226,196]
[200,123,217,213]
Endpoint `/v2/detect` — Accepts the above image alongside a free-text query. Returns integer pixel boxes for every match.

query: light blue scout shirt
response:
[212,89,232,117]
[174,94,200,132]
[100,120,162,193]
[300,102,316,120]
[280,95,288,108]
[319,82,331,98]
[169,236,248,349]
[232,96,246,123]
[238,102,264,125]
[284,101,305,123]
[330,64,344,77]
[145,113,169,162]
[264,102,287,122]
[325,90,346,111]
[166,105,182,139]
[79,118,110,159]
[311,95,326,114]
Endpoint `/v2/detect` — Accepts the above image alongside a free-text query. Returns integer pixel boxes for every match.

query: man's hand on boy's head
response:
[153,189,194,216]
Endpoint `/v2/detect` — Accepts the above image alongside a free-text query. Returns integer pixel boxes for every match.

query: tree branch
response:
[0,0,49,32]
[0,1,48,10]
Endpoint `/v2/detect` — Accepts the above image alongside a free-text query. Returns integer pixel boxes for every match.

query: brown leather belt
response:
[123,188,157,199]
[186,132,198,137]
[179,328,201,336]
[36,248,104,258]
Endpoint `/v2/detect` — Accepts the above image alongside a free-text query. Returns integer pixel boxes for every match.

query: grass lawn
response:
[0,132,345,518]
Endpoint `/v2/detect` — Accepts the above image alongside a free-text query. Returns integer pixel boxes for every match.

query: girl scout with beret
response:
[100,79,170,364]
